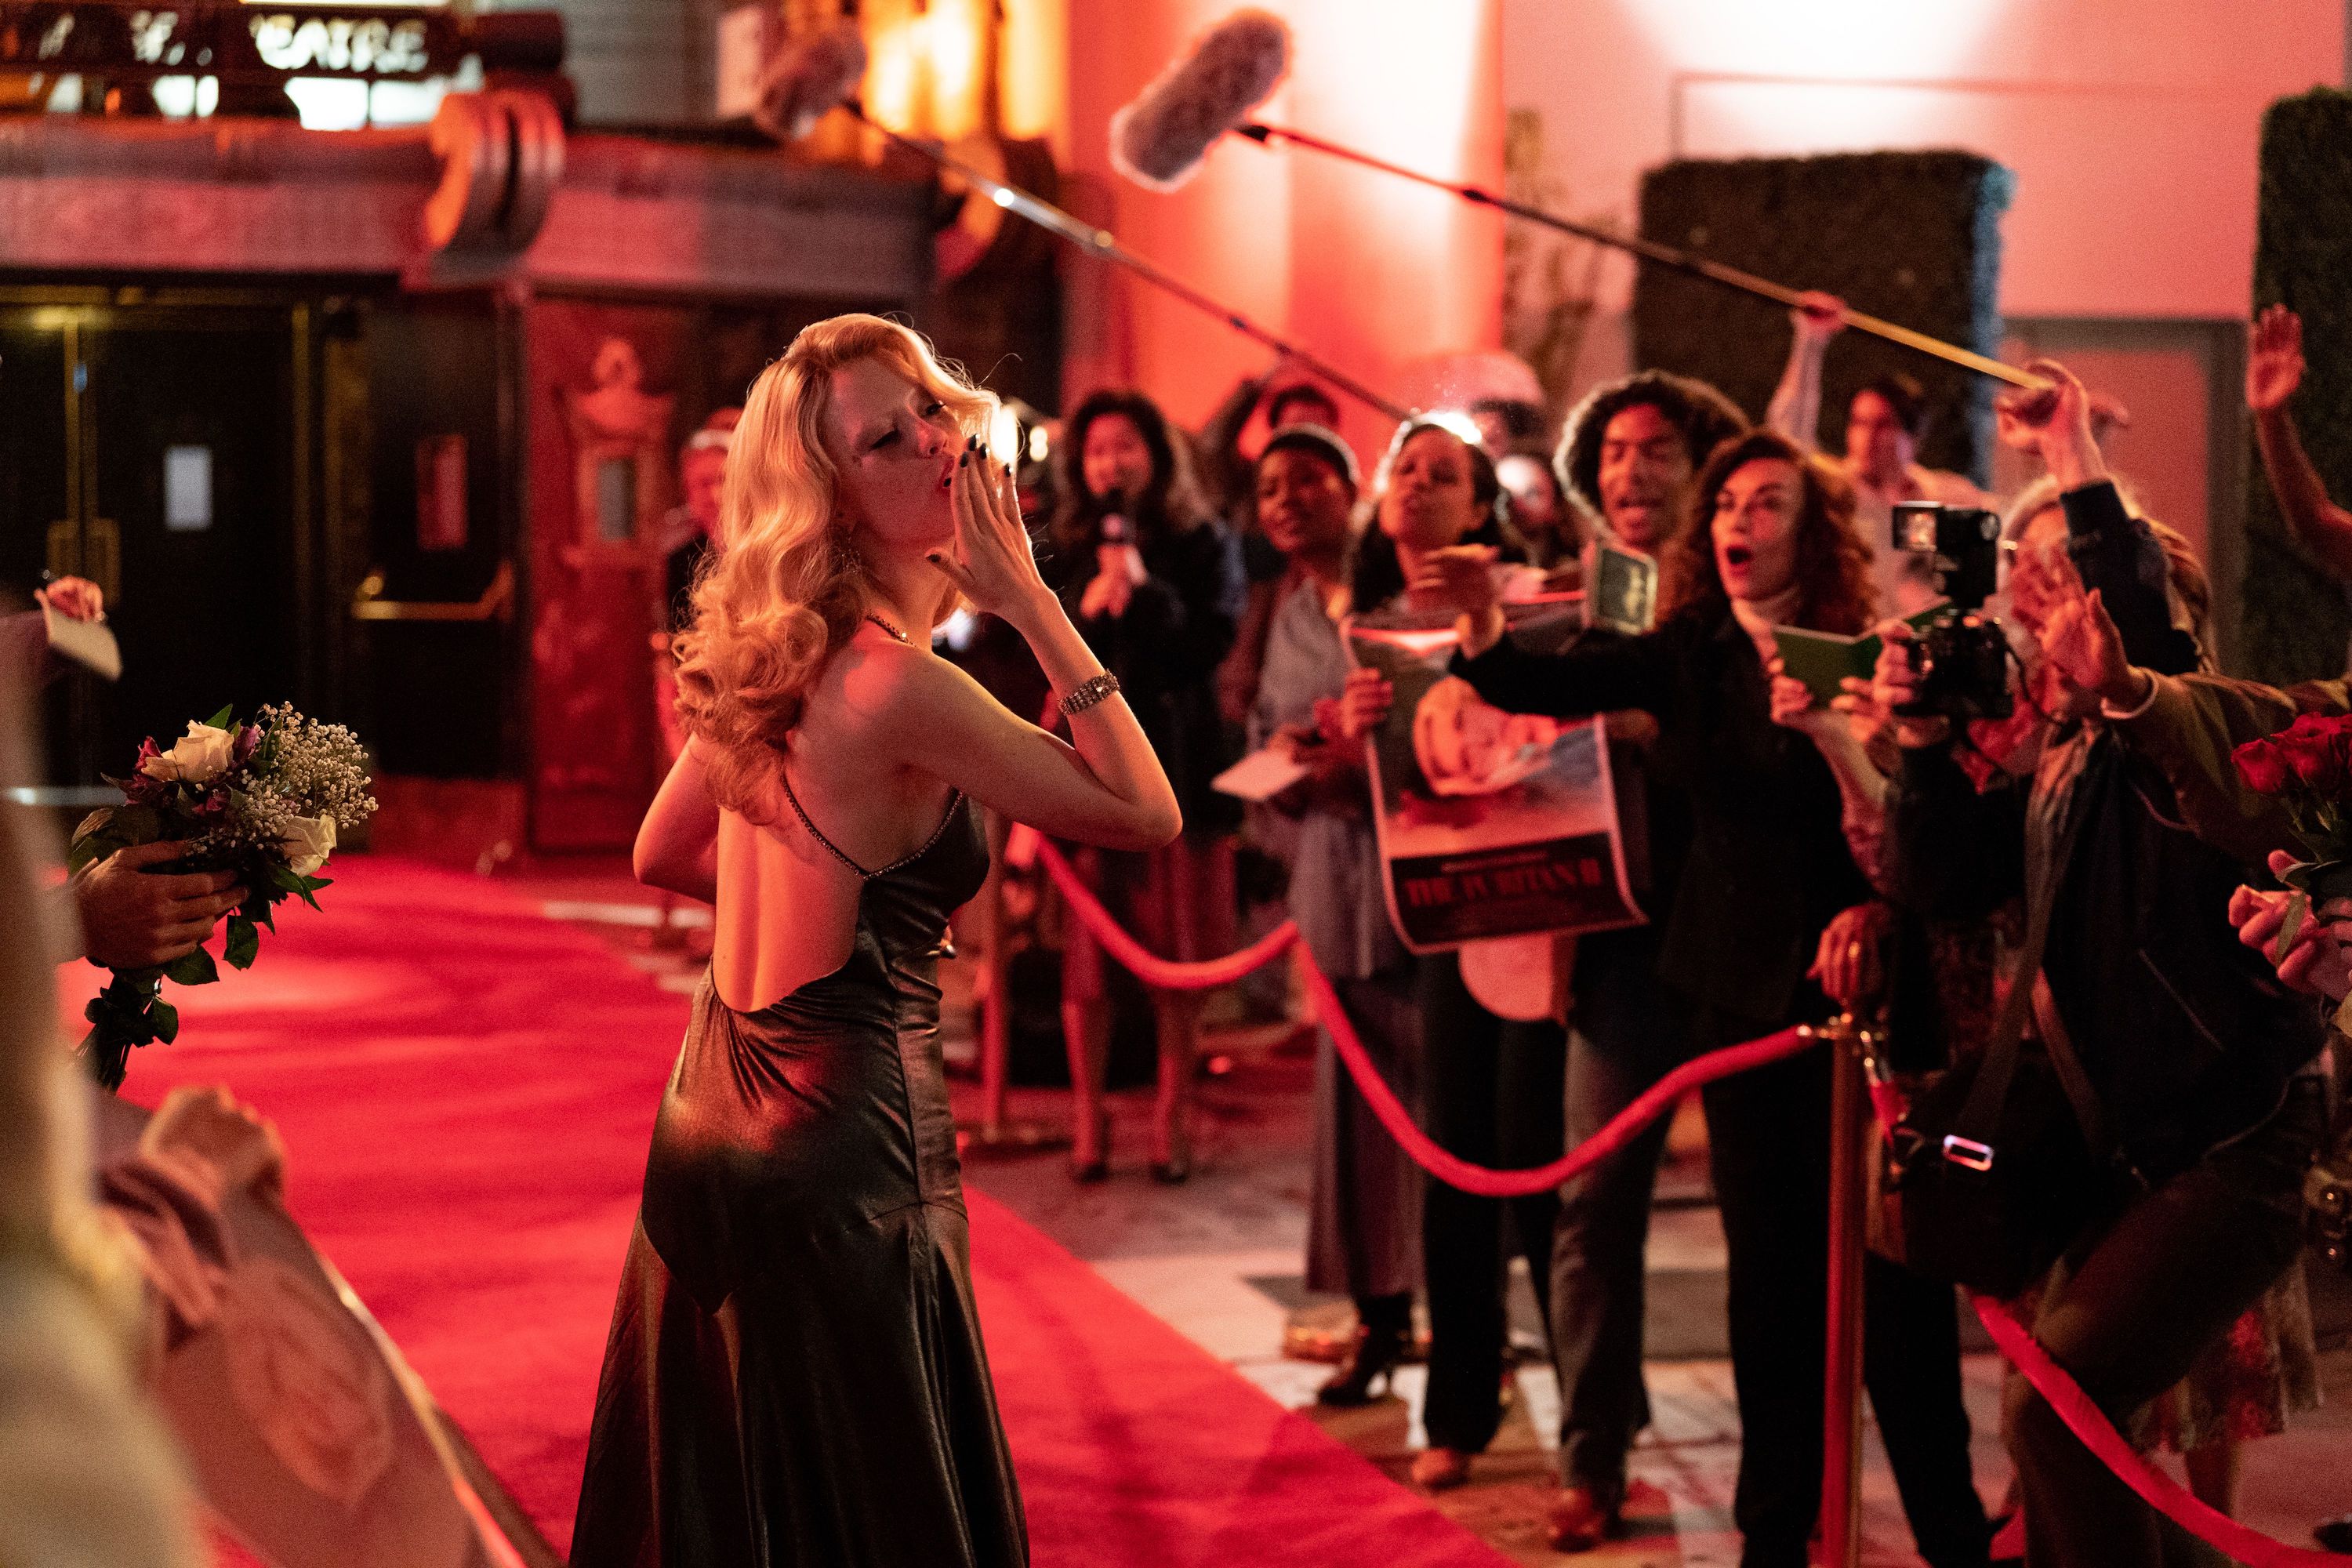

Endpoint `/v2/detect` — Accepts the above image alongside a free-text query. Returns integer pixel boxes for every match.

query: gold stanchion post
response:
[1819,1014,1870,1566]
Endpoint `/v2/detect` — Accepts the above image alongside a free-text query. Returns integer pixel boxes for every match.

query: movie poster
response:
[1345,596,1642,953]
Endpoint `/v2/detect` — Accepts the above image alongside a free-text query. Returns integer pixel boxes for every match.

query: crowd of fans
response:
[7,289,2349,1566]
[984,296,2352,1566]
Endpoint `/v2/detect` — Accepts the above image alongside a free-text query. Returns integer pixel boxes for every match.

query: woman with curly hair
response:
[572,314,1180,1568]
[1047,389,1246,1182]
[1411,427,1988,1567]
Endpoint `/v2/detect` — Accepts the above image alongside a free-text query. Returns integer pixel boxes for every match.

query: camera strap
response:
[1946,763,2114,1170]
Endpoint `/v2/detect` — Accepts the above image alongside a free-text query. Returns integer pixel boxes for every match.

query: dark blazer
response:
[1887,479,2325,1178]
[1451,606,1869,1025]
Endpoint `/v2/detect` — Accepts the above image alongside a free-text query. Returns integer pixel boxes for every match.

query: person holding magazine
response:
[1871,361,2328,1568]
[1417,426,1987,1568]
[574,314,1181,1568]
[1331,415,1565,1492]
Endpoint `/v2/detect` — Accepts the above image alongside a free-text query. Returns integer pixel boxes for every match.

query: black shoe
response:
[2317,1515,2352,1553]
[1316,1324,1406,1406]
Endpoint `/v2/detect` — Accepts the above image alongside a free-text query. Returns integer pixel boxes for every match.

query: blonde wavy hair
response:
[673,314,997,820]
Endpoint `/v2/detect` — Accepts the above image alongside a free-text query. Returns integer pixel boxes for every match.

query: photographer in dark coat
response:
[1878,361,2328,1568]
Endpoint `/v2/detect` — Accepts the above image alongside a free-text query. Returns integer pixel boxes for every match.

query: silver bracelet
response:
[1059,673,1121,716]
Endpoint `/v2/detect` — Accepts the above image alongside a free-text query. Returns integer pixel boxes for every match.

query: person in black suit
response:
[1410,426,1989,1568]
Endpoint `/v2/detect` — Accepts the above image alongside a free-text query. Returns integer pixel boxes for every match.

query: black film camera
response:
[1890,501,2013,722]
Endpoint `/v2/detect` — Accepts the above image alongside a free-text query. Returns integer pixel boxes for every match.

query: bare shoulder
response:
[827,626,1000,743]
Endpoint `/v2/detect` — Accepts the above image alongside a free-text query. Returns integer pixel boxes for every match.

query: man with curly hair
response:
[1537,368,1748,1552]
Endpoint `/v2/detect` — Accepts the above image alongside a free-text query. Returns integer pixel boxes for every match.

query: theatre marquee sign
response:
[0,2,466,81]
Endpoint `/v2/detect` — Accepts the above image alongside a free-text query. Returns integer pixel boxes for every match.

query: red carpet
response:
[65,855,1506,1566]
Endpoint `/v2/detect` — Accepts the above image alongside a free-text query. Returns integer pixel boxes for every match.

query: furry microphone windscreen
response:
[753,20,869,142]
[1109,9,1290,192]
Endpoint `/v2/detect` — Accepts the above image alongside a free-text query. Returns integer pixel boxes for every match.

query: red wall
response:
[1059,0,1505,456]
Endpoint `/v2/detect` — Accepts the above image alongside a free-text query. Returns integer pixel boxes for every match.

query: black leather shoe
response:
[1316,1324,1406,1406]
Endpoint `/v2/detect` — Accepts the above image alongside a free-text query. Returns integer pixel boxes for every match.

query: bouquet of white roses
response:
[69,702,377,1088]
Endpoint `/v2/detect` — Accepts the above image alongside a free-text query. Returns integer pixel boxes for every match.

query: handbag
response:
[1875,803,2133,1297]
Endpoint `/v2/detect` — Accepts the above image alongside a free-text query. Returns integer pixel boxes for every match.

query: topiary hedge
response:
[2245,89,2352,684]
[1632,151,2012,486]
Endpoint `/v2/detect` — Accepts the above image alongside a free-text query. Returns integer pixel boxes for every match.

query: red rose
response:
[2273,713,2348,795]
[2233,737,2292,795]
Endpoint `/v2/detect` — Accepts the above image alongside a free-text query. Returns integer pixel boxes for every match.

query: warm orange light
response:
[853,0,995,143]
[999,0,1067,153]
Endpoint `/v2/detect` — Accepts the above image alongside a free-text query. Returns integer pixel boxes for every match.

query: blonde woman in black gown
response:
[572,315,1181,1566]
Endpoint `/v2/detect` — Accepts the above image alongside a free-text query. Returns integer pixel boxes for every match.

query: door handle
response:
[350,560,514,622]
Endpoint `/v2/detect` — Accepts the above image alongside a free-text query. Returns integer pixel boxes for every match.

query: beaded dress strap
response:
[777,767,964,882]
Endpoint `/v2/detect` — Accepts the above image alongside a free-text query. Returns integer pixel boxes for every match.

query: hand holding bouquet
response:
[2230,712,2352,1003]
[71,703,376,1088]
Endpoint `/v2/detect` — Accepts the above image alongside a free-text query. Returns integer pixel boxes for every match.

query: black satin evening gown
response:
[571,789,1025,1567]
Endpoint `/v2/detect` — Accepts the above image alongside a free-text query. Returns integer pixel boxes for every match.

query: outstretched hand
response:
[2040,579,2143,710]
[2247,304,2306,414]
[1410,544,1503,617]
[929,437,1050,627]
[1994,358,2106,489]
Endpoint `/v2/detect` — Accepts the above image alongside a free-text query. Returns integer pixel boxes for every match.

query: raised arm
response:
[1421,543,1677,720]
[1766,292,1844,451]
[908,452,1182,850]
[2005,358,2196,674]
[2247,304,2352,582]
[636,739,719,902]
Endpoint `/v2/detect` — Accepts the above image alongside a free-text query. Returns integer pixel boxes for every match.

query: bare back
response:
[710,627,963,1012]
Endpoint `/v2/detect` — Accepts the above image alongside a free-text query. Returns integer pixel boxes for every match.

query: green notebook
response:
[1772,609,1944,706]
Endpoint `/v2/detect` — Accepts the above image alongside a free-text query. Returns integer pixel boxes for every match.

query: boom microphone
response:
[753,20,869,142]
[1109,9,1290,191]
[750,17,1406,421]
[1109,11,2043,390]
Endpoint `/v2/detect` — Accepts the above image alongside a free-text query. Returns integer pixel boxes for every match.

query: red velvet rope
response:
[1038,837,1816,1197]
[1040,837,2348,1555]
[1036,839,1301,989]
[1971,1296,2352,1566]
[1296,945,1816,1197]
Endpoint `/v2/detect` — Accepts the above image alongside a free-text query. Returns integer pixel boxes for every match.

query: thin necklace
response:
[866,613,910,644]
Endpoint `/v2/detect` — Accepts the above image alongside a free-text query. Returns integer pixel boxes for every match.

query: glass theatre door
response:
[0,299,306,789]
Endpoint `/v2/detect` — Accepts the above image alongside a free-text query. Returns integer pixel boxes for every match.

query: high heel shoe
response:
[1149,1124,1191,1185]
[1316,1323,1406,1406]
